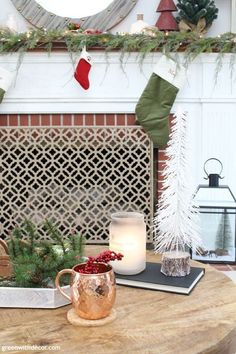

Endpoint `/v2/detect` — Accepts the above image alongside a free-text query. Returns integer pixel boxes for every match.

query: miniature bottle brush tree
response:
[154,109,202,277]
[176,0,219,34]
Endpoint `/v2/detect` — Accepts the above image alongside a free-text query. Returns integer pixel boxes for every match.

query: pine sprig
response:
[67,232,84,253]
[3,220,85,288]
[44,219,66,254]
[9,227,23,257]
[22,219,37,254]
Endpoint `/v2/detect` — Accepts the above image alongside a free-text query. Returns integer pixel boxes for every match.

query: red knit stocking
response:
[74,49,92,90]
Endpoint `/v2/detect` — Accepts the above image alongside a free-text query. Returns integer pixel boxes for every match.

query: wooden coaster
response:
[67,308,117,327]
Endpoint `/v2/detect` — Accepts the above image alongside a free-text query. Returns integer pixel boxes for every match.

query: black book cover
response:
[115,262,205,295]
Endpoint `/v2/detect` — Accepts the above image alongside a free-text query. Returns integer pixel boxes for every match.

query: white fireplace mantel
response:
[0,52,236,114]
[1,51,236,200]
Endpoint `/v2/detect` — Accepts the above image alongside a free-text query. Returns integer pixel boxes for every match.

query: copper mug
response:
[55,262,116,320]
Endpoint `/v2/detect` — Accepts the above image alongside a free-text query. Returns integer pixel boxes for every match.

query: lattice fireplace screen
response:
[1,127,154,243]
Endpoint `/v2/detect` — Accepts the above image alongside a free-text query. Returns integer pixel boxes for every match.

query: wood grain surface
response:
[0,246,236,354]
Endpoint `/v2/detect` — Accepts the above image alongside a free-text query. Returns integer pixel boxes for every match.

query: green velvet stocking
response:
[135,73,179,148]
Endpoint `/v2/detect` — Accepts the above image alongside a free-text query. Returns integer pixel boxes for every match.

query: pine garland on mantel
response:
[0,28,236,72]
[0,28,236,55]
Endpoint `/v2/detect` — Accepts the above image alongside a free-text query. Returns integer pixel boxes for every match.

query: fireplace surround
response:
[1,50,235,243]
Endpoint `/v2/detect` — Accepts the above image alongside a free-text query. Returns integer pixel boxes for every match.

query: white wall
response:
[0,0,232,35]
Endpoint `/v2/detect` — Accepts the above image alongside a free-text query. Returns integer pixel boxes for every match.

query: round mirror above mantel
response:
[10,0,138,31]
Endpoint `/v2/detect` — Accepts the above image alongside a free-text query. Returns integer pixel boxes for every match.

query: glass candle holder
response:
[109,212,146,275]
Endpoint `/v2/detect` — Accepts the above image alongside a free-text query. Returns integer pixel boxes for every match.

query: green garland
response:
[0,28,236,73]
[0,28,236,55]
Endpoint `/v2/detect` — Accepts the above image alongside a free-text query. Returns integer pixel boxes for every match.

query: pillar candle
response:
[109,212,146,275]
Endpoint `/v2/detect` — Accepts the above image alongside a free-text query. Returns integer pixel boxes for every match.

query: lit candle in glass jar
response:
[109,212,146,275]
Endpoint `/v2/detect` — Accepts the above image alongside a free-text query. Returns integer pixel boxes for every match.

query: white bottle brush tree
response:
[154,109,202,276]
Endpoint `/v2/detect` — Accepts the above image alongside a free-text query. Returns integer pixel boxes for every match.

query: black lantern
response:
[192,158,236,263]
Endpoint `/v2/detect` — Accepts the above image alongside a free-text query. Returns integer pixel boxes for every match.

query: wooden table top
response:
[1,246,236,354]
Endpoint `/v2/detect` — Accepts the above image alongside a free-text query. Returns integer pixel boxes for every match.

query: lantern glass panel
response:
[194,186,236,208]
[192,186,236,263]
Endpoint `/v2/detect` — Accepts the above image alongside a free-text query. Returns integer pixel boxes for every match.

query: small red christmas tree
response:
[156,0,178,31]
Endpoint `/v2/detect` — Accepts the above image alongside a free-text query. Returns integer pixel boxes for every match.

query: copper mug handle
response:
[55,269,75,301]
